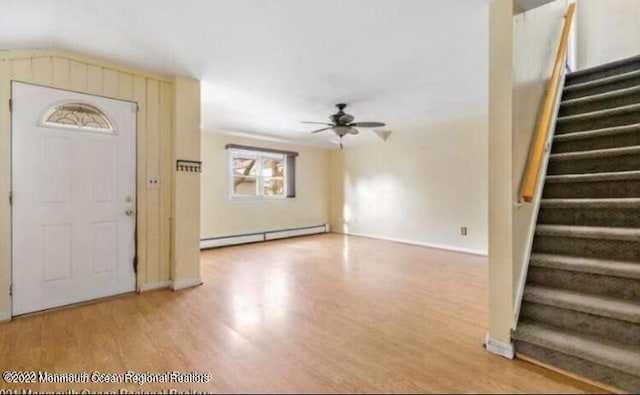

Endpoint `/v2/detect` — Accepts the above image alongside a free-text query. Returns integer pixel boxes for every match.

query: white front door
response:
[11,82,137,315]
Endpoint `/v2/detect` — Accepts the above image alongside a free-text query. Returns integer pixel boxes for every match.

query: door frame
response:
[9,81,139,317]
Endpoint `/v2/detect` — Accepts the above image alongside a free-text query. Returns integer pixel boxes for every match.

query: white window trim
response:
[228,149,288,201]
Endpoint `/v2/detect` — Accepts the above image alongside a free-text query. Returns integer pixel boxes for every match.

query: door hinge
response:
[8,98,12,113]
[8,191,12,206]
[9,284,12,296]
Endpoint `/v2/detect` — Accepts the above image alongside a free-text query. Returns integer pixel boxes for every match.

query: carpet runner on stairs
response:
[513,54,640,393]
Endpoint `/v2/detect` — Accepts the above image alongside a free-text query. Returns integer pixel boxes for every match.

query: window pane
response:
[233,157,258,176]
[263,177,284,196]
[44,103,113,132]
[233,176,257,196]
[261,158,284,177]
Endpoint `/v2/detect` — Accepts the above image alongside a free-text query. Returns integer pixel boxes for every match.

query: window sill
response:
[229,196,294,202]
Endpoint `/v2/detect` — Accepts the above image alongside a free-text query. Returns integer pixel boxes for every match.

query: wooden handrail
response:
[520,3,576,203]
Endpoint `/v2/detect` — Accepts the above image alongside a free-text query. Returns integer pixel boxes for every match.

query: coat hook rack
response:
[176,160,202,173]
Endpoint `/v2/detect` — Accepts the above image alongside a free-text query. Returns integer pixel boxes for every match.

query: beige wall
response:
[200,132,330,238]
[0,49,201,318]
[329,118,488,256]
[488,0,568,343]
[577,0,640,70]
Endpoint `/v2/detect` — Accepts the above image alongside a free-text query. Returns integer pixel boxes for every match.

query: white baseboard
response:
[485,334,515,359]
[201,233,264,249]
[138,280,172,292]
[172,277,203,291]
[343,231,488,257]
[0,311,11,322]
[265,225,328,241]
[200,224,329,249]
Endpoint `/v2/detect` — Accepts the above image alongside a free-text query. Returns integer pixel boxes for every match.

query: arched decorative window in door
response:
[42,102,114,133]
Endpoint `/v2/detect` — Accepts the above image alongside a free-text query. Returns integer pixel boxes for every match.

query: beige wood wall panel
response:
[32,58,53,86]
[86,65,103,95]
[159,82,172,281]
[145,79,161,284]
[0,49,172,83]
[69,61,88,92]
[11,59,32,82]
[172,77,201,284]
[133,75,148,287]
[102,69,119,99]
[52,57,70,88]
[0,49,177,317]
[118,73,134,100]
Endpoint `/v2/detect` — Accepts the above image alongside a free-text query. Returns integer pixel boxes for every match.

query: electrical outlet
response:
[461,226,468,236]
[147,177,160,189]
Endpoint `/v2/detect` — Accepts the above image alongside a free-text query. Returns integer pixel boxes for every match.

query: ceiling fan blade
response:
[310,127,333,134]
[348,128,359,135]
[302,121,334,126]
[350,121,386,128]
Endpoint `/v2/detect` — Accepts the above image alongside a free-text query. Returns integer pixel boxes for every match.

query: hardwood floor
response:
[0,234,604,393]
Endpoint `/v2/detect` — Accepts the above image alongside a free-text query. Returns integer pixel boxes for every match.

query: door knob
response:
[125,209,135,217]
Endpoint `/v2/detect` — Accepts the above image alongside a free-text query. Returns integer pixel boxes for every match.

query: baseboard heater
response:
[200,224,329,249]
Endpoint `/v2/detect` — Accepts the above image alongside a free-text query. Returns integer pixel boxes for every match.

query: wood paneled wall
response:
[0,49,175,316]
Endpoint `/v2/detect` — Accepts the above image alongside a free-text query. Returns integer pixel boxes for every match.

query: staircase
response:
[514,55,640,393]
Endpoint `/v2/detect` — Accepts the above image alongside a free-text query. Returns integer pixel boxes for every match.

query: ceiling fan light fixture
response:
[334,126,352,137]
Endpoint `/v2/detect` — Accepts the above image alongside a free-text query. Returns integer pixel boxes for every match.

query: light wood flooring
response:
[0,233,603,393]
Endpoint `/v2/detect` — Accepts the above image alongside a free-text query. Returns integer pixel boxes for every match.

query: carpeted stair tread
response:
[561,85,640,108]
[523,286,640,324]
[520,301,640,346]
[540,197,640,208]
[562,69,640,101]
[557,102,640,124]
[545,170,640,184]
[515,340,640,393]
[553,123,640,143]
[551,122,640,153]
[567,54,640,78]
[549,144,640,161]
[566,54,640,85]
[564,69,640,93]
[515,322,640,377]
[535,224,640,241]
[537,197,640,227]
[530,253,640,280]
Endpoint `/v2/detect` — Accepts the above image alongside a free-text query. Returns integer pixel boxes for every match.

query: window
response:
[42,102,114,133]
[227,145,297,199]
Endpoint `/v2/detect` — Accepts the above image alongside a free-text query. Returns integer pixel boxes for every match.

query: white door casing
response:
[11,82,137,315]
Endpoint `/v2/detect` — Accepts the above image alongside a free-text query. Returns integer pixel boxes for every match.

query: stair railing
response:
[520,3,576,203]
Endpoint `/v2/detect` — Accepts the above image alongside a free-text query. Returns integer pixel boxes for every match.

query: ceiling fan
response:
[302,103,386,148]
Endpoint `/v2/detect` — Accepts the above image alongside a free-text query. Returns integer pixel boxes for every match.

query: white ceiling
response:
[0,0,489,148]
